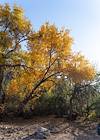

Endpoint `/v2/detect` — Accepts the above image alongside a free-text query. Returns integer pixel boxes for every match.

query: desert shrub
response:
[4,94,21,114]
[32,79,71,116]
[91,96,100,118]
[32,75,100,119]
[32,92,55,115]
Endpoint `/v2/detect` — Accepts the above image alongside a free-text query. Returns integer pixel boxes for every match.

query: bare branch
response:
[43,57,58,79]
[5,37,28,57]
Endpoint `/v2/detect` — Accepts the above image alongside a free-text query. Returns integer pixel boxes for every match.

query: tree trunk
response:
[0,68,5,104]
[69,95,74,120]
[17,89,43,115]
[17,73,58,114]
[69,84,77,120]
[17,92,33,115]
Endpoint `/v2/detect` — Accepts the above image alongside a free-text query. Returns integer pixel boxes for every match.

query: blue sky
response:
[1,0,100,69]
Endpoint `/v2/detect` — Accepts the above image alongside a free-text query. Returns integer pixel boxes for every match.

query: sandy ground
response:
[0,116,100,140]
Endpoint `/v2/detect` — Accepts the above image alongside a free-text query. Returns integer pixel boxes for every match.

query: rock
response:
[33,127,50,139]
[46,124,60,133]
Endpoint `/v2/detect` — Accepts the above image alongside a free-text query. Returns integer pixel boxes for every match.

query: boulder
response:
[33,127,50,139]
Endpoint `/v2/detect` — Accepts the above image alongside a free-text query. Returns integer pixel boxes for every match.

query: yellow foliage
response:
[65,53,96,83]
[88,110,96,120]
[0,4,96,101]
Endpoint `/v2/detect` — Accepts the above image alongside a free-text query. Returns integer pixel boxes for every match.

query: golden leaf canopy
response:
[0,4,96,97]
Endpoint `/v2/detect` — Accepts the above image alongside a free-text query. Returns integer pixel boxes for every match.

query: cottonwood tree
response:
[0,4,31,103]
[17,25,95,113]
[0,4,96,114]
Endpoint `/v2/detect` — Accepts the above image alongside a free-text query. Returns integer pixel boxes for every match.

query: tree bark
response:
[17,72,58,114]
[0,68,5,104]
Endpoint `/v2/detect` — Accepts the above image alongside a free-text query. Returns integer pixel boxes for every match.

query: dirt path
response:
[0,117,99,140]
